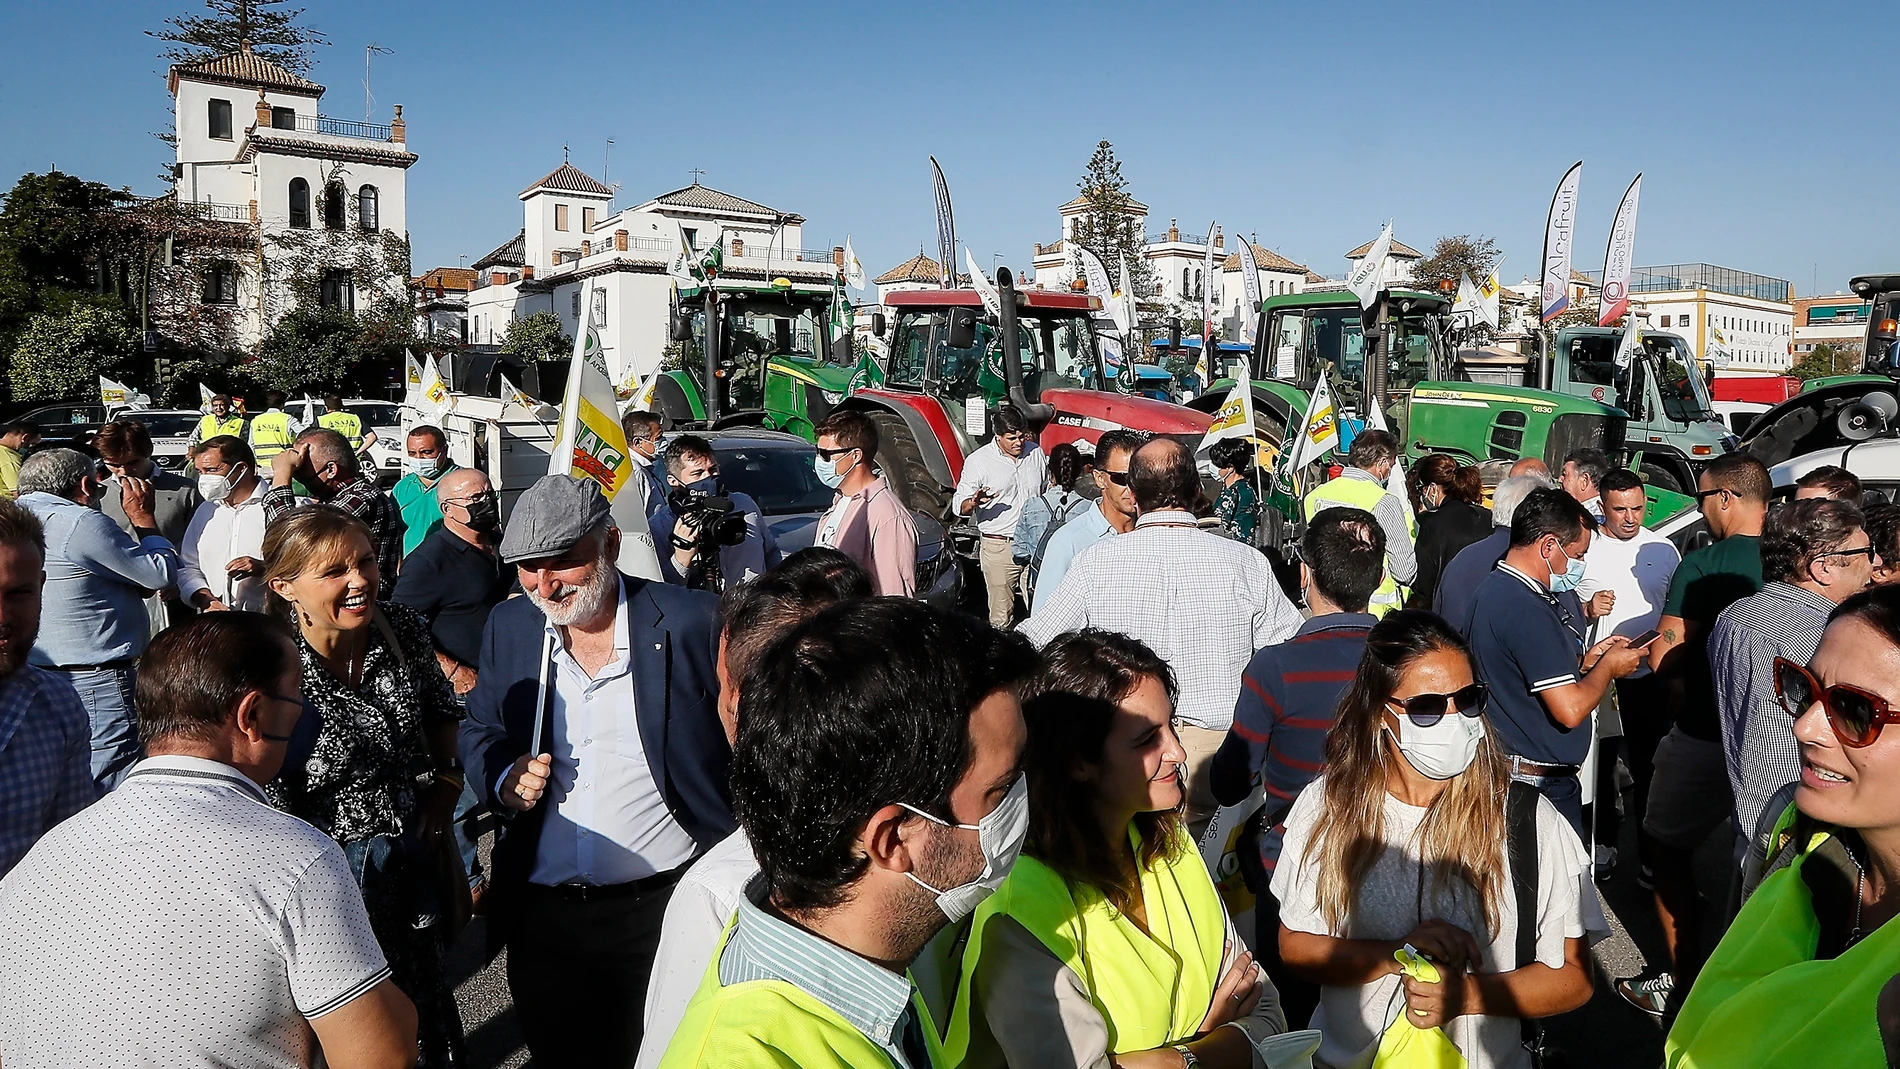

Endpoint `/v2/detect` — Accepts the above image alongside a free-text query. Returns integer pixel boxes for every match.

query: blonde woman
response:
[1273,610,1606,1069]
[263,505,465,1068]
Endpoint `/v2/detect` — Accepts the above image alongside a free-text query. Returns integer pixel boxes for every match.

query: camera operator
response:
[648,434,780,591]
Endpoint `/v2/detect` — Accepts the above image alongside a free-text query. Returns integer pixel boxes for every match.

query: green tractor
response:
[650,268,855,440]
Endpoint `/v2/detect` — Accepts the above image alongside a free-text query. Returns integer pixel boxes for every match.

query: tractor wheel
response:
[1641,463,1685,494]
[868,410,949,519]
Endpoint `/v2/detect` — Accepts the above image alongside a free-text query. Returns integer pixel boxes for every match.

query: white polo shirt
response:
[0,755,388,1069]
[1577,525,1681,678]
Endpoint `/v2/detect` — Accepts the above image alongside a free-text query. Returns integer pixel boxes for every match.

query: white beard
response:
[528,553,617,626]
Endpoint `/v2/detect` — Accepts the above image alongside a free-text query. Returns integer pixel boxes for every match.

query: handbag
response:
[373,609,474,946]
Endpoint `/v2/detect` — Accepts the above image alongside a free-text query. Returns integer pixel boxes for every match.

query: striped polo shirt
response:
[1212,613,1376,873]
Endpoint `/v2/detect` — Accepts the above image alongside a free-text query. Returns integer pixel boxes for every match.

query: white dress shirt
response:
[1020,510,1303,731]
[1575,525,1680,678]
[635,828,757,1069]
[177,481,272,612]
[530,581,698,885]
[953,442,1048,537]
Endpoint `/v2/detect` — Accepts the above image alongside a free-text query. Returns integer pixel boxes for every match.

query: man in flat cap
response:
[459,474,730,1068]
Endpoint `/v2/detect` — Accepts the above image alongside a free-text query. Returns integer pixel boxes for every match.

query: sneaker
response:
[1618,973,1674,1017]
[1637,863,1655,891]
[1593,844,1618,881]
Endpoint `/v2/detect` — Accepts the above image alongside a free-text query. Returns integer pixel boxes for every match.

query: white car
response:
[1770,438,1900,502]
[292,398,405,486]
[121,410,204,474]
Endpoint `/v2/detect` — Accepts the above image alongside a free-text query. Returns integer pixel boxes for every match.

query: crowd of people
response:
[1,395,1899,1069]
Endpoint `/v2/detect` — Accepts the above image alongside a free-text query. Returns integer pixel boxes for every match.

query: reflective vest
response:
[317,410,365,450]
[195,414,246,442]
[659,925,948,1069]
[249,411,295,460]
[1304,471,1417,617]
[1666,816,1894,1068]
[943,827,1226,1064]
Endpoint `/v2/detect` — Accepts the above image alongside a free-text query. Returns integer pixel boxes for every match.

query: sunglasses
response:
[1814,545,1877,564]
[1384,683,1488,727]
[1774,657,1900,747]
[814,445,859,460]
[1693,486,1730,502]
[1102,468,1131,486]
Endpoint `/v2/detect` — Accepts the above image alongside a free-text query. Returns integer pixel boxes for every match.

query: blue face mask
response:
[1547,542,1587,592]
[684,474,722,497]
[813,449,858,490]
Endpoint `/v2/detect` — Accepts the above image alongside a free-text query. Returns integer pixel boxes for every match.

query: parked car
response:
[120,410,203,473]
[683,428,962,609]
[1769,438,1900,505]
[292,398,405,486]
[9,402,113,446]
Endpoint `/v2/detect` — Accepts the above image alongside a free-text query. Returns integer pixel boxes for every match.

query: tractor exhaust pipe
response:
[704,285,722,423]
[997,267,1053,423]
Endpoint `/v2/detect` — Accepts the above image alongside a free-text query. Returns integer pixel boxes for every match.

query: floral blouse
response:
[268,601,462,844]
[1214,479,1259,544]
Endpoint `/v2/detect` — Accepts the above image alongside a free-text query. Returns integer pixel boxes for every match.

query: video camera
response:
[667,486,749,553]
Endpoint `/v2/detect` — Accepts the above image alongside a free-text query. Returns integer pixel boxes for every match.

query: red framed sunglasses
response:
[1774,657,1900,748]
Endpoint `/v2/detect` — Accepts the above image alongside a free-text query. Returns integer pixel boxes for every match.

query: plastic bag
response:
[1371,946,1468,1069]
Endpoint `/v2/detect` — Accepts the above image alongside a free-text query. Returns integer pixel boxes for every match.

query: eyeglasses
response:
[1774,657,1900,747]
[1102,468,1131,486]
[1693,486,1730,502]
[1384,683,1488,727]
[814,445,859,460]
[1814,545,1877,564]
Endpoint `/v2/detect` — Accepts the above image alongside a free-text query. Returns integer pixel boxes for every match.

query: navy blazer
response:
[460,575,732,937]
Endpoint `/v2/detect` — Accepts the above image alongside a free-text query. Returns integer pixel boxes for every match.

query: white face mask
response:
[897,775,1029,922]
[1386,709,1486,780]
[406,456,445,479]
[198,463,246,504]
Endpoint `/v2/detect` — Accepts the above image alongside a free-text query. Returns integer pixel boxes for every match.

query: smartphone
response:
[1630,629,1662,649]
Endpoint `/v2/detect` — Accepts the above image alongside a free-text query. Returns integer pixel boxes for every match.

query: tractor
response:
[651,266,855,441]
[831,267,1211,516]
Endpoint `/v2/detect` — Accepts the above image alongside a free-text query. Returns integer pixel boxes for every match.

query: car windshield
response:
[714,445,835,516]
[1648,336,1719,423]
[349,402,401,428]
[127,413,200,437]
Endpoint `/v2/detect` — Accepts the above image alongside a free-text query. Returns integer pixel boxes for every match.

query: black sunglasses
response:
[1814,545,1877,564]
[1693,486,1730,502]
[1102,468,1131,486]
[1774,657,1900,747]
[1385,683,1488,727]
[814,445,859,460]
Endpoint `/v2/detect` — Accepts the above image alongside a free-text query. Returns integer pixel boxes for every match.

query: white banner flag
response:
[99,376,132,407]
[1541,161,1583,322]
[842,235,866,291]
[1198,378,1258,456]
[1598,173,1642,326]
[556,281,661,581]
[1236,237,1262,346]
[1478,270,1501,330]
[1118,254,1139,338]
[1347,222,1393,310]
[1286,375,1341,472]
[965,248,1003,321]
[1074,245,1113,306]
[1614,322,1645,369]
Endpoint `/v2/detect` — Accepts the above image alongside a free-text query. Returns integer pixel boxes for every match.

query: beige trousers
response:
[1177,724,1229,837]
[978,536,1022,629]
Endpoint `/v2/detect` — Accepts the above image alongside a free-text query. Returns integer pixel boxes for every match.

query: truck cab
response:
[1547,326,1733,491]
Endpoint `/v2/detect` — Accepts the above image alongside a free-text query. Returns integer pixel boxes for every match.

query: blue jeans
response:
[68,666,138,792]
[1510,768,1584,837]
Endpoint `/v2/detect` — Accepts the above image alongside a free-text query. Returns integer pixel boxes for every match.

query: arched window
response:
[288,178,310,229]
[322,181,346,230]
[357,185,379,232]
[1182,267,1191,293]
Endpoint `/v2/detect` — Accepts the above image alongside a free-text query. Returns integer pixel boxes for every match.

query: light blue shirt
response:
[1030,504,1117,612]
[18,493,176,665]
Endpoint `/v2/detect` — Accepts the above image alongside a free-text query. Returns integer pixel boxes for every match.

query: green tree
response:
[1068,140,1154,301]
[250,306,359,392]
[1788,342,1859,381]
[500,311,571,361]
[1409,234,1503,292]
[8,304,140,402]
[148,0,326,74]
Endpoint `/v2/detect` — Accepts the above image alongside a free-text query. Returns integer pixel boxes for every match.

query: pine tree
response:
[1069,140,1154,301]
[149,0,326,74]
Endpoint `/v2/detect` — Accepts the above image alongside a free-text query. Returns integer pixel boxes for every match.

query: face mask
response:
[460,492,501,531]
[198,463,245,504]
[1386,712,1486,780]
[684,474,722,497]
[406,456,444,479]
[814,451,857,490]
[898,775,1029,922]
[1547,542,1587,593]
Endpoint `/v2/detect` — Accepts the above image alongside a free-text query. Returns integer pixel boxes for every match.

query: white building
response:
[1606,264,1795,372]
[167,45,416,349]
[1342,235,1423,287]
[413,267,475,344]
[464,166,839,385]
[872,252,949,306]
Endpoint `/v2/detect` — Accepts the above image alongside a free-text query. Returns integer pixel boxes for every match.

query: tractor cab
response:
[661,274,853,439]
[1544,326,1731,491]
[1258,288,1455,426]
[1855,274,1900,377]
[882,288,1104,432]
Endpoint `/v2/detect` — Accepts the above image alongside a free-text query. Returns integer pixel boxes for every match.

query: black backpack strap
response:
[1506,781,1546,1059]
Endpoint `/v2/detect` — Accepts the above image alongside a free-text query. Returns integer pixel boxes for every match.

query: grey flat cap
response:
[499,474,613,563]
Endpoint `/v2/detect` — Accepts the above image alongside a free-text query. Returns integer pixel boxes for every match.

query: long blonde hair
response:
[262,505,377,624]
[1300,610,1511,936]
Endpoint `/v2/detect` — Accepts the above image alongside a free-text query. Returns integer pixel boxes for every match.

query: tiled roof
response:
[415,267,478,292]
[1221,243,1308,273]
[522,163,614,198]
[1058,192,1149,214]
[875,253,945,285]
[1570,270,1597,285]
[649,181,778,216]
[472,230,526,270]
[168,47,324,96]
[1344,237,1424,259]
[1305,271,1328,284]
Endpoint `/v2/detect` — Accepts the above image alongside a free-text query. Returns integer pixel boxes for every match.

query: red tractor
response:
[834,267,1211,515]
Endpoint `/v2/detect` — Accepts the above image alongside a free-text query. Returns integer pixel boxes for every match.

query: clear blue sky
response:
[1,0,1887,296]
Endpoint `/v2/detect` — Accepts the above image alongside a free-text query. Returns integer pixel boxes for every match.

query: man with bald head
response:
[1022,436,1302,827]
[263,427,405,580]
[1510,456,1552,480]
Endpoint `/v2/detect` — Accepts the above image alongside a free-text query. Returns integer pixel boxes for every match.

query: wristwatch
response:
[1173,1044,1200,1068]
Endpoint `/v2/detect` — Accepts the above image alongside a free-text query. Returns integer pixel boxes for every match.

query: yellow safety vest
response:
[943,826,1227,1065]
[1304,471,1417,617]
[317,410,365,450]
[249,411,294,460]
[195,414,247,443]
[659,925,948,1069]
[1667,815,1894,1068]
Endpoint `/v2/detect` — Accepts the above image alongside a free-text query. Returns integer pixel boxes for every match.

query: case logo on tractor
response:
[1054,413,1127,432]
